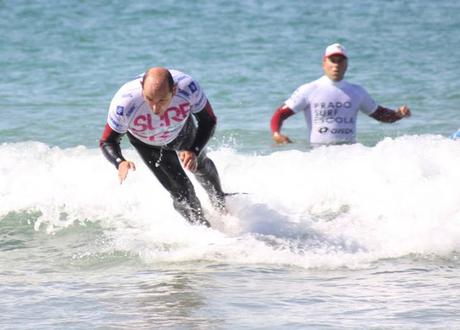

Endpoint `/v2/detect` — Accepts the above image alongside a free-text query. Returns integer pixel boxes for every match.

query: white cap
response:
[324,43,348,58]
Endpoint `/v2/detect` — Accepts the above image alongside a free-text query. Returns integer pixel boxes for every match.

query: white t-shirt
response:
[107,70,208,146]
[285,76,378,144]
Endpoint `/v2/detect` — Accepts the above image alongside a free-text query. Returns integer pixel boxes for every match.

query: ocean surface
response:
[2,0,460,329]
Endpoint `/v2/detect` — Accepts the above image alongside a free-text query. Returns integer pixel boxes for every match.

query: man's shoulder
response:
[110,77,143,114]
[170,69,202,96]
[342,79,362,87]
[293,77,322,94]
[341,80,369,94]
[170,69,192,85]
[113,77,142,102]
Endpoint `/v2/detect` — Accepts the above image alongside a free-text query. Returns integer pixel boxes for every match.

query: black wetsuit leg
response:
[128,133,209,227]
[167,118,226,211]
[194,152,226,211]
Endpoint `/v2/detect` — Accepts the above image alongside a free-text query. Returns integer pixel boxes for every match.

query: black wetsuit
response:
[100,106,225,227]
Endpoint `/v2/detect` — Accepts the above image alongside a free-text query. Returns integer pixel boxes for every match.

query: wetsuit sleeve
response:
[369,106,404,123]
[189,101,217,155]
[270,105,295,133]
[99,123,126,169]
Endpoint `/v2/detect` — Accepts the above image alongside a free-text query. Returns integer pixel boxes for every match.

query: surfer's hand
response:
[273,132,292,144]
[118,160,136,184]
[179,150,197,172]
[396,105,411,118]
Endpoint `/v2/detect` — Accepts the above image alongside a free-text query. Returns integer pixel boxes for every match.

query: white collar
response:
[320,75,346,87]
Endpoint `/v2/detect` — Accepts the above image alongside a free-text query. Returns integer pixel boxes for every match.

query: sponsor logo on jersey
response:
[177,89,190,98]
[116,106,124,115]
[313,106,355,124]
[314,116,355,124]
[319,127,353,134]
[109,116,122,128]
[130,102,191,142]
[126,105,136,117]
[175,75,186,83]
[188,82,197,93]
[313,101,352,110]
[167,102,191,122]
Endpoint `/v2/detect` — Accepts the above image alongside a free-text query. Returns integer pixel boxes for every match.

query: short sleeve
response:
[186,79,208,113]
[358,86,378,115]
[284,84,310,113]
[107,94,131,134]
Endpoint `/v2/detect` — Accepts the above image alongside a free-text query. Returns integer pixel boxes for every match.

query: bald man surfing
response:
[100,67,226,227]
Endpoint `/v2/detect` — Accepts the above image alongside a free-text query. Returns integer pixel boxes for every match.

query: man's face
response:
[142,81,175,116]
[322,55,348,82]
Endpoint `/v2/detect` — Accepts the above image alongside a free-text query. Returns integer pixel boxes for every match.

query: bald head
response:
[141,67,176,115]
[142,67,174,93]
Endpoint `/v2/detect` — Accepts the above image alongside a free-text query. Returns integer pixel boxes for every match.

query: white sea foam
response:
[1,135,460,269]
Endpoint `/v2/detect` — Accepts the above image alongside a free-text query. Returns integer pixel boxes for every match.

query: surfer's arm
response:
[100,124,136,184]
[189,100,217,155]
[370,105,411,123]
[180,101,216,172]
[99,123,127,169]
[271,104,294,144]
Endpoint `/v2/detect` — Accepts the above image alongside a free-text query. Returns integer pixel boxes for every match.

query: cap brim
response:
[325,52,347,58]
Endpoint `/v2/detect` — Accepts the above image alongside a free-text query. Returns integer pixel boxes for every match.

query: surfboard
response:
[450,128,460,140]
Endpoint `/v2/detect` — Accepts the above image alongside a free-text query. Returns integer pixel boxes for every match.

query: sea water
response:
[1,0,460,329]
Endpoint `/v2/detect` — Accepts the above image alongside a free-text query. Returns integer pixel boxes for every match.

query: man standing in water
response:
[270,43,411,145]
[100,67,226,227]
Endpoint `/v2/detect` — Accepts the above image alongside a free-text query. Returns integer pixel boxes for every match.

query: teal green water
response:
[2,1,460,329]
[2,0,460,151]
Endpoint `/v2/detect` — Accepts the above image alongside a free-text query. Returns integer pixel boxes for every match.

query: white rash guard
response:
[107,70,208,146]
[285,75,378,145]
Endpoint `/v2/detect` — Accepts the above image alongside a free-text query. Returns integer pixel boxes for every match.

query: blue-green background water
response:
[3,0,460,150]
[2,1,460,329]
